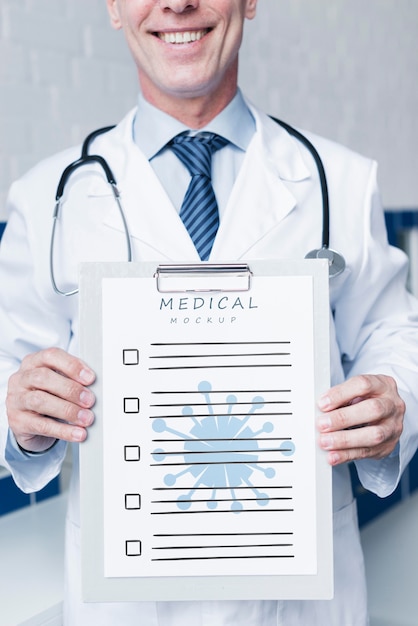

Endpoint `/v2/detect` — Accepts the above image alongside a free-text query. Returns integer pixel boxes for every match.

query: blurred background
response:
[1,0,417,216]
[0,1,417,625]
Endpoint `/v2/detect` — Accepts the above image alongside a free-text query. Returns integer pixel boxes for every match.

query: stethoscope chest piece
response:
[305,247,346,278]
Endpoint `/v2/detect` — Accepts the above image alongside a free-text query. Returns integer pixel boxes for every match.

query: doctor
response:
[1,0,418,624]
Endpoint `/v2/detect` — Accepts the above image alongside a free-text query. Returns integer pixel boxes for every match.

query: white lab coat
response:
[1,101,418,625]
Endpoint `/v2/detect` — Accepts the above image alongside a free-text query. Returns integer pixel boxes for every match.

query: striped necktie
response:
[170,132,228,261]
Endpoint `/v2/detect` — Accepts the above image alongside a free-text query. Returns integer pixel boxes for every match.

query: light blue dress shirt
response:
[132,89,255,219]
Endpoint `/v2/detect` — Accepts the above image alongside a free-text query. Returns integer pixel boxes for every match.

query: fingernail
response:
[72,427,86,442]
[78,409,93,426]
[320,435,334,450]
[317,416,332,432]
[80,390,94,407]
[318,395,331,410]
[329,452,341,465]
[79,368,95,384]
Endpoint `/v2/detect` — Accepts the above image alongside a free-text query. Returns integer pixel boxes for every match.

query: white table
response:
[361,490,418,626]
[1,489,417,625]
[0,494,67,626]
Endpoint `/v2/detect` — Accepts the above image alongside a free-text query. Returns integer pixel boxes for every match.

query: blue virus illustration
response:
[152,381,295,513]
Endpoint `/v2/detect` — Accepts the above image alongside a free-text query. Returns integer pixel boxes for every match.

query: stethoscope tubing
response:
[50,118,345,296]
[50,126,131,296]
[270,117,330,250]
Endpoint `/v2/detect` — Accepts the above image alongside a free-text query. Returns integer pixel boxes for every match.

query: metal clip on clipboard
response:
[155,263,252,293]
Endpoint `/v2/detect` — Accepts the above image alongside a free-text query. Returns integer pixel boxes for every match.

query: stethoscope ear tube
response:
[55,155,117,201]
[270,116,345,278]
[81,126,116,158]
[50,125,131,296]
[49,200,78,296]
[55,125,117,201]
[270,117,330,250]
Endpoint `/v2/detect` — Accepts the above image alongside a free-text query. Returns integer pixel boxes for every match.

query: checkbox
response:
[124,446,140,462]
[125,493,141,510]
[124,397,140,414]
[123,349,139,365]
[126,540,142,557]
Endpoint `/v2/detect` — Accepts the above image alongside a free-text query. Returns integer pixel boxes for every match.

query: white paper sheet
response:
[80,260,333,601]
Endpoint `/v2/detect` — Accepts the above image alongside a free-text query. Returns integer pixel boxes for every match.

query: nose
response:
[159,0,199,13]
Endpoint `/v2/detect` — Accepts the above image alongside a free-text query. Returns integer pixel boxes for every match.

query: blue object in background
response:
[0,474,60,516]
[0,474,31,514]
[385,209,418,246]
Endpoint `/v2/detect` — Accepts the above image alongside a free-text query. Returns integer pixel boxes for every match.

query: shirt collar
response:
[133,88,255,160]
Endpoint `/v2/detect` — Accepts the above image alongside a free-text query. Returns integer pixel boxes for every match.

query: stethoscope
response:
[50,120,346,296]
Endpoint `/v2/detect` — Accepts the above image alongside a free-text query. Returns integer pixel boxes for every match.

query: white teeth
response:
[159,30,207,44]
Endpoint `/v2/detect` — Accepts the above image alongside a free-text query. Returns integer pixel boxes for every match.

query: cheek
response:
[219,21,245,63]
[118,0,151,31]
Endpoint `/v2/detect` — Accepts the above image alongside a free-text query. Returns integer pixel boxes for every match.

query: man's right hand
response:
[6,347,96,453]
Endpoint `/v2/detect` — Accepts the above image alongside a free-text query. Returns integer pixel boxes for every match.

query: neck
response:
[139,68,238,129]
[146,95,236,129]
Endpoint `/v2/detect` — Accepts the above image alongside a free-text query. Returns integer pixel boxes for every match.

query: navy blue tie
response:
[170,132,228,261]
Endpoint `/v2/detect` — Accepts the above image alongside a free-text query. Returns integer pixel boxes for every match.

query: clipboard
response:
[79,259,333,602]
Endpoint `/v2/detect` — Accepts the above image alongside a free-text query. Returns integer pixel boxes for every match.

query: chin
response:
[163,74,227,101]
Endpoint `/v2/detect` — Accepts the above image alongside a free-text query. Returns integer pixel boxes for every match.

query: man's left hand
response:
[317,374,405,466]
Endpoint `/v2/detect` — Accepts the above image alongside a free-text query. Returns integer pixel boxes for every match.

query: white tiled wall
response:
[0,0,137,219]
[0,0,417,218]
[239,0,418,210]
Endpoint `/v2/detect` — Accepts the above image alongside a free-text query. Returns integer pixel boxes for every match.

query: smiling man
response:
[107,0,256,125]
[1,1,418,625]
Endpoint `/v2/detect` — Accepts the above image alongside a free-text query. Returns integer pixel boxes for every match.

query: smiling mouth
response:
[156,29,210,44]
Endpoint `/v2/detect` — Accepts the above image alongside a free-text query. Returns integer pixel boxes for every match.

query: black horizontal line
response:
[151,508,294,515]
[153,543,293,550]
[152,448,294,456]
[150,353,290,359]
[152,497,292,504]
[154,532,294,537]
[152,554,295,561]
[150,413,293,418]
[151,342,291,346]
[150,401,291,407]
[153,485,293,491]
[150,460,293,467]
[152,438,292,442]
[152,389,292,395]
[149,365,292,371]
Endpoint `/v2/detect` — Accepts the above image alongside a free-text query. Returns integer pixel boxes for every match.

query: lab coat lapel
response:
[90,111,199,261]
[117,150,199,260]
[212,108,311,260]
